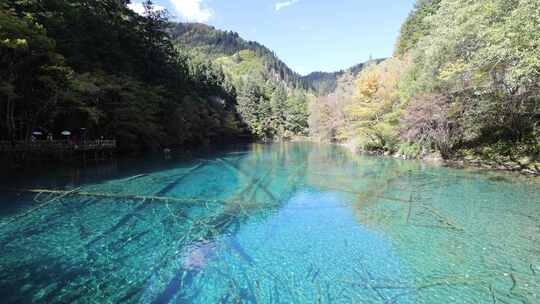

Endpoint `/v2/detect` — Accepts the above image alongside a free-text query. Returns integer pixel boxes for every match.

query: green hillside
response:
[170,23,304,89]
[301,61,383,95]
[169,23,313,140]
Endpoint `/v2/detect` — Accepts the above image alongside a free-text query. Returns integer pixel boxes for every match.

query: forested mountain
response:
[310,0,539,172]
[301,71,343,96]
[170,22,379,96]
[170,23,304,89]
[301,60,383,95]
[170,22,312,140]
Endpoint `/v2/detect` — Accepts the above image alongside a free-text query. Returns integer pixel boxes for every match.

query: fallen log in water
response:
[218,158,279,203]
[245,168,276,203]
[309,184,411,204]
[155,162,208,196]
[119,226,196,303]
[406,192,413,224]
[416,204,464,232]
[119,174,148,182]
[0,187,81,228]
[85,200,148,248]
[0,188,227,205]
[148,190,266,303]
[84,164,222,249]
[151,269,197,304]
[235,172,267,200]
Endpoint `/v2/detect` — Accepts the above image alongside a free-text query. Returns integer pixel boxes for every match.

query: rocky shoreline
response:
[294,138,540,176]
[389,151,537,176]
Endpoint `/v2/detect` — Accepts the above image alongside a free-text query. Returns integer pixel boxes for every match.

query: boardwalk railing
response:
[0,140,116,153]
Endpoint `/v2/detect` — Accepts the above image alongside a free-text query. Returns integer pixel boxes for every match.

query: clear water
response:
[0,142,539,304]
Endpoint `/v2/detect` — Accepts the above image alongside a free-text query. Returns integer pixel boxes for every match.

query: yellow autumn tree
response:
[344,57,410,151]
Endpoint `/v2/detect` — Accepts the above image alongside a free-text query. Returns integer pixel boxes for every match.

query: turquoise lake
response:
[0,142,539,303]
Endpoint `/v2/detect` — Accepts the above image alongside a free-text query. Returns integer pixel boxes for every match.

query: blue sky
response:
[129,0,415,75]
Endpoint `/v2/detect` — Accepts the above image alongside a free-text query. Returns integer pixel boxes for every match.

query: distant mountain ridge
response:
[170,22,379,94]
[301,59,385,95]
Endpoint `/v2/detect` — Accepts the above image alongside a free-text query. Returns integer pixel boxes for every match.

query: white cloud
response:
[127,2,166,15]
[275,0,300,11]
[170,0,213,22]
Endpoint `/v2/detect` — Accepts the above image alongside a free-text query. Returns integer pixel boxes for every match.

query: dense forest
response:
[309,0,539,172]
[1,0,252,152]
[0,0,311,153]
[1,0,538,171]
[170,22,312,140]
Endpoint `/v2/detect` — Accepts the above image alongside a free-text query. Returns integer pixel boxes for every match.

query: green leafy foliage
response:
[310,0,538,167]
[171,23,305,89]
[0,7,72,140]
[395,0,442,57]
[172,22,311,140]
[236,80,309,140]
[400,0,539,161]
[0,0,246,151]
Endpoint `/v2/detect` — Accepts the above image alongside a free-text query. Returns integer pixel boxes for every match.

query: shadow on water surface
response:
[0,142,538,303]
